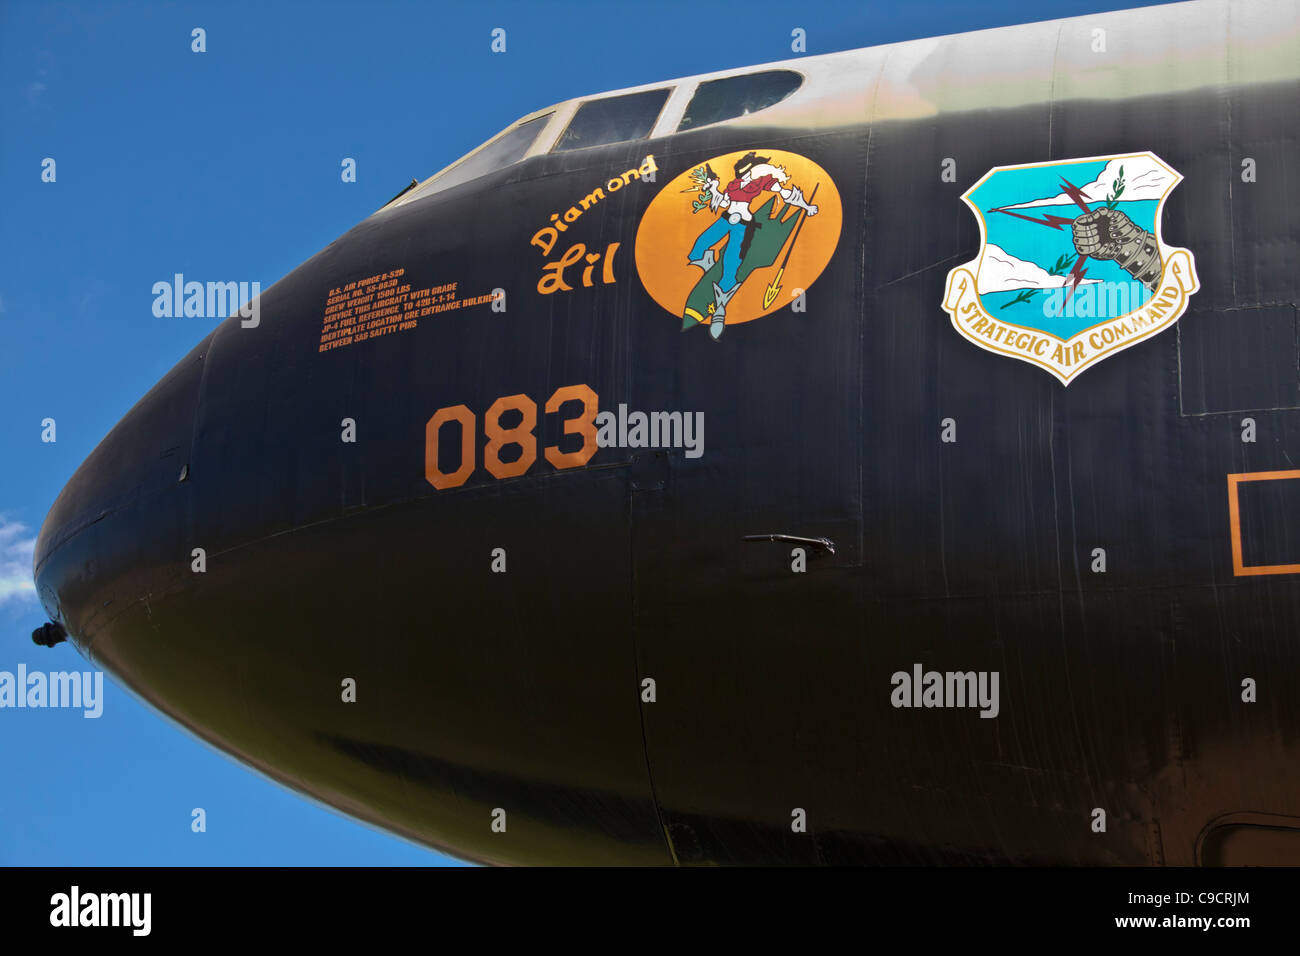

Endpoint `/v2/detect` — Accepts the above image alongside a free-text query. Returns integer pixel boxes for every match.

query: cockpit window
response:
[552,88,671,152]
[677,71,803,131]
[416,113,551,198]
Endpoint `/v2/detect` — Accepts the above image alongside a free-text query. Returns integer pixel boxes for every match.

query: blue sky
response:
[0,0,1171,866]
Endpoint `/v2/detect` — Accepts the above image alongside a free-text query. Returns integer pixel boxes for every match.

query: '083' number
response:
[424,384,598,490]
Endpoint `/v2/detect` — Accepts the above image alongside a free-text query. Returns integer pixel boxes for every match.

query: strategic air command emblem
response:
[941,151,1200,384]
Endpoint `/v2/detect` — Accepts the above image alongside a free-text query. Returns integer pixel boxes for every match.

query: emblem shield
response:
[942,151,1200,384]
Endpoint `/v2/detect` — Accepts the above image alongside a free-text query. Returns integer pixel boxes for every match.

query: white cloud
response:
[977,244,1101,294]
[0,517,38,606]
[999,156,1176,210]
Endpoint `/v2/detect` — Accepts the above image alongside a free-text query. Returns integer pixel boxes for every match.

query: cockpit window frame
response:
[549,87,674,154]
[674,69,805,132]
[385,63,810,212]
[395,110,555,206]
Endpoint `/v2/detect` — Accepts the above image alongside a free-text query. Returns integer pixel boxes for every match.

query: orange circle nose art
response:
[634,149,842,335]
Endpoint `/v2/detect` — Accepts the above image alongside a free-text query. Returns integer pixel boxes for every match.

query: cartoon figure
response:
[687,151,819,340]
[634,149,842,339]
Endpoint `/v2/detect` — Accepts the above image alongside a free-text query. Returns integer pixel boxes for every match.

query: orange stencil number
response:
[544,384,599,470]
[426,405,475,489]
[484,394,538,479]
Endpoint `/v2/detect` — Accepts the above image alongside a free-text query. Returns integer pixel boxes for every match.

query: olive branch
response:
[1105,165,1125,209]
[999,254,1075,310]
[683,166,712,213]
[1048,253,1074,276]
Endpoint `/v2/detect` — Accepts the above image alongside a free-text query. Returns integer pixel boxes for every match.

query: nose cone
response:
[26,206,670,865]
[33,334,209,653]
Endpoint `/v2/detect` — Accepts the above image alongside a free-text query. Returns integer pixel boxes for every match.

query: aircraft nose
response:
[32,334,210,653]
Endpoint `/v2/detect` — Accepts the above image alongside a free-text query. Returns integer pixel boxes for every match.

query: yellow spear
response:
[763,182,820,309]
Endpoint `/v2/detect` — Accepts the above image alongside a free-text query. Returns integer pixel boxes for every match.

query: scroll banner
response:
[941,248,1199,385]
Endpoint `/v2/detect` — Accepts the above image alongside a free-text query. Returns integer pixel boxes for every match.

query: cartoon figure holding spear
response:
[686,151,819,340]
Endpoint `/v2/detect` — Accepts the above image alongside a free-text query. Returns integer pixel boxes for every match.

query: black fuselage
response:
[33,6,1300,865]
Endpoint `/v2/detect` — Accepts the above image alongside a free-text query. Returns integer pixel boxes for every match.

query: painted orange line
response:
[1227,470,1300,576]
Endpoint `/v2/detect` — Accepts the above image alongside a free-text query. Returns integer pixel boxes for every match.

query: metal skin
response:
[32,0,1300,864]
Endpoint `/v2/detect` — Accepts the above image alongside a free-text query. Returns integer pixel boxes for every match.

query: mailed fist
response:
[1069,205,1163,291]
[1071,206,1143,261]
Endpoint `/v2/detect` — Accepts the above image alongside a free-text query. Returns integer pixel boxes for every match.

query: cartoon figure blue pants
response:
[690,217,746,292]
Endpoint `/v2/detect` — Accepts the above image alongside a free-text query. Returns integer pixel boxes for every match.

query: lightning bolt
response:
[989,207,1077,230]
[1063,254,1090,307]
[1057,177,1095,214]
[987,175,1095,306]
[989,176,1094,228]
[985,174,1097,308]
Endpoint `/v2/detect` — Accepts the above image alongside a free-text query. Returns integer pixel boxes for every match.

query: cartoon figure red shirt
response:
[688,151,818,339]
[723,172,777,204]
